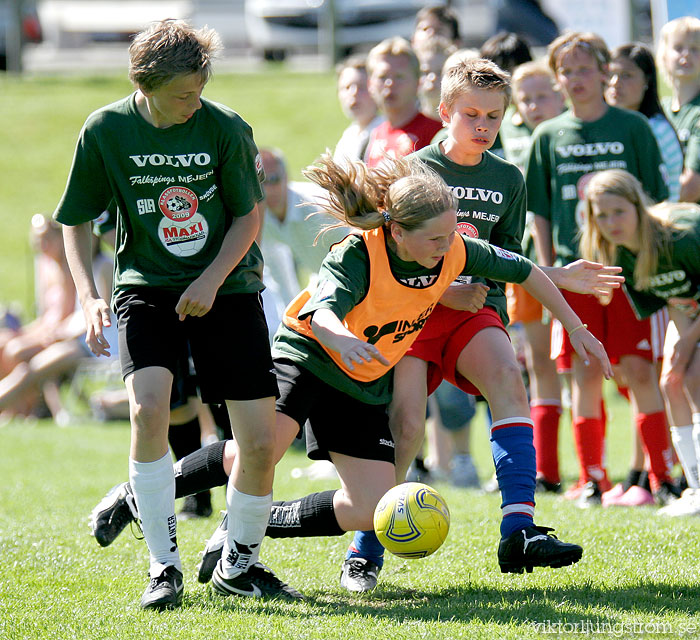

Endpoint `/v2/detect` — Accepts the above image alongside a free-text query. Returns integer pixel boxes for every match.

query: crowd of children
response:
[7,2,695,611]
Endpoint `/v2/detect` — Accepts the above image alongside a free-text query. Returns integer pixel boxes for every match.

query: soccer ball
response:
[373,482,450,559]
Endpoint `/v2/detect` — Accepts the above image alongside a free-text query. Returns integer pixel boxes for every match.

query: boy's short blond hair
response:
[547,31,610,74]
[440,57,511,111]
[367,37,420,78]
[128,19,222,92]
[335,54,368,79]
[511,60,557,92]
[657,16,700,83]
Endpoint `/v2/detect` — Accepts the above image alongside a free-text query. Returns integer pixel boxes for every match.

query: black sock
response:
[622,468,643,492]
[174,440,228,498]
[266,490,345,538]
[639,471,651,493]
[168,417,202,461]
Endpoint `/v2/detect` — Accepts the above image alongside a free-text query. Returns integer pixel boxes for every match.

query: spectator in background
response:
[333,55,384,167]
[411,4,461,49]
[365,37,443,168]
[414,36,457,119]
[491,0,558,47]
[480,31,533,75]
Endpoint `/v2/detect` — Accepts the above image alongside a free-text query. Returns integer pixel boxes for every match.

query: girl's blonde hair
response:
[656,16,700,84]
[580,169,677,289]
[548,31,610,74]
[303,154,455,235]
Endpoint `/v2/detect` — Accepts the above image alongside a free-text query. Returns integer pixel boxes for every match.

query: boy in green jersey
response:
[55,20,300,608]
[525,31,672,507]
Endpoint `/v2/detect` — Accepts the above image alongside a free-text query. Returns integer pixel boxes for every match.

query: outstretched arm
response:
[63,222,112,357]
[310,308,390,372]
[541,260,624,297]
[520,264,613,378]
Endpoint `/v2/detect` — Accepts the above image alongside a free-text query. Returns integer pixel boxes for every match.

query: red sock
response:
[636,411,673,492]
[572,416,609,489]
[531,402,561,482]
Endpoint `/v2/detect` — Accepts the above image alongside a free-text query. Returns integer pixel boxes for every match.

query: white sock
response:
[671,425,699,489]
[129,453,180,574]
[221,482,272,578]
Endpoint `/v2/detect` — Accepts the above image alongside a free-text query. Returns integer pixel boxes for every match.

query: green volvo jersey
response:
[411,143,526,321]
[663,92,700,176]
[273,233,532,404]
[617,208,700,319]
[525,106,669,266]
[55,94,265,299]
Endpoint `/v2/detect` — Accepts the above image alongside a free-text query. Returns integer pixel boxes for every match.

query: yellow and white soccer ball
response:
[373,482,450,559]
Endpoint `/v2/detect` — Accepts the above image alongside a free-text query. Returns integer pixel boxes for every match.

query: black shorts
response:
[115,288,278,404]
[274,358,395,464]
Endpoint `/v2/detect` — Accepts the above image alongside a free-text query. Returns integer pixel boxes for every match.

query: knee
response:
[236,430,276,468]
[660,370,685,400]
[621,361,656,391]
[489,361,528,402]
[130,393,169,431]
[389,407,425,446]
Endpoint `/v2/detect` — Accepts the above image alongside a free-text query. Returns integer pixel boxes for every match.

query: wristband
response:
[568,323,588,337]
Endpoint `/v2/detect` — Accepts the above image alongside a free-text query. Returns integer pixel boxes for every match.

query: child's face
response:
[439,88,505,156]
[589,192,639,249]
[555,47,608,106]
[663,30,700,83]
[337,67,377,124]
[606,57,647,111]
[141,72,205,128]
[418,51,449,113]
[369,55,420,113]
[412,14,453,47]
[514,74,565,128]
[391,208,457,268]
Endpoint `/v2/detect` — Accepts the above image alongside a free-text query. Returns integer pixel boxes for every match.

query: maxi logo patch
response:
[158,213,209,257]
[457,222,479,238]
[159,186,198,222]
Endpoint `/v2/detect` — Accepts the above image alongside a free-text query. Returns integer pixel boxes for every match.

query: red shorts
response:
[506,282,543,324]
[551,288,658,372]
[406,304,506,395]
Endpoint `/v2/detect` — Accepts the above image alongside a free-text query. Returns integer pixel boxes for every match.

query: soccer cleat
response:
[498,525,582,574]
[535,475,562,494]
[179,491,213,520]
[450,454,481,488]
[211,561,303,600]
[339,558,381,593]
[575,481,602,509]
[653,481,681,507]
[196,511,228,583]
[140,565,184,610]
[603,484,654,507]
[657,488,700,517]
[90,482,139,547]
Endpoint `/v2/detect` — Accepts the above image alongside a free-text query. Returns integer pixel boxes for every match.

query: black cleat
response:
[576,481,602,509]
[90,482,139,547]
[197,512,227,583]
[535,476,562,494]
[211,561,303,600]
[498,525,583,574]
[179,491,213,520]
[339,558,381,592]
[140,565,184,610]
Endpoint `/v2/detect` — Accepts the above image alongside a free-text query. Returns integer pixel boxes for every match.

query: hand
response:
[569,327,613,379]
[556,260,624,296]
[175,274,219,321]
[335,336,390,371]
[669,297,700,319]
[438,283,489,312]
[83,297,112,357]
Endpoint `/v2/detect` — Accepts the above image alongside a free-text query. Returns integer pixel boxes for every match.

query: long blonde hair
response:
[580,169,677,289]
[303,153,455,235]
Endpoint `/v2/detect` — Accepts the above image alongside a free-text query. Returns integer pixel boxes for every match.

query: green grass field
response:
[2,392,700,640]
[1,67,699,640]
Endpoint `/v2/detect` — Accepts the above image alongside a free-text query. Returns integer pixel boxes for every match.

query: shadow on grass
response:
[192,579,700,628]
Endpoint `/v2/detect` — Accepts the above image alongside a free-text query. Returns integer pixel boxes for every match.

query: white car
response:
[245,0,446,60]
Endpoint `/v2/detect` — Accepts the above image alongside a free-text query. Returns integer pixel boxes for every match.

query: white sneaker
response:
[450,454,480,488]
[657,488,700,517]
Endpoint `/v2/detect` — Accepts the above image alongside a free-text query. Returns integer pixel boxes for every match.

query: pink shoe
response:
[604,485,654,507]
[601,483,625,507]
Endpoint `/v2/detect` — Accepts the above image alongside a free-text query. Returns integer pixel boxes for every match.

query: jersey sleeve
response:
[217,117,265,218]
[54,121,115,226]
[460,237,532,283]
[632,116,670,203]
[298,237,369,321]
[685,122,700,174]
[524,130,552,221]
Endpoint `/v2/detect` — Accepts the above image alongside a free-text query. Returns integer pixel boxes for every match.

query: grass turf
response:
[1,388,699,639]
